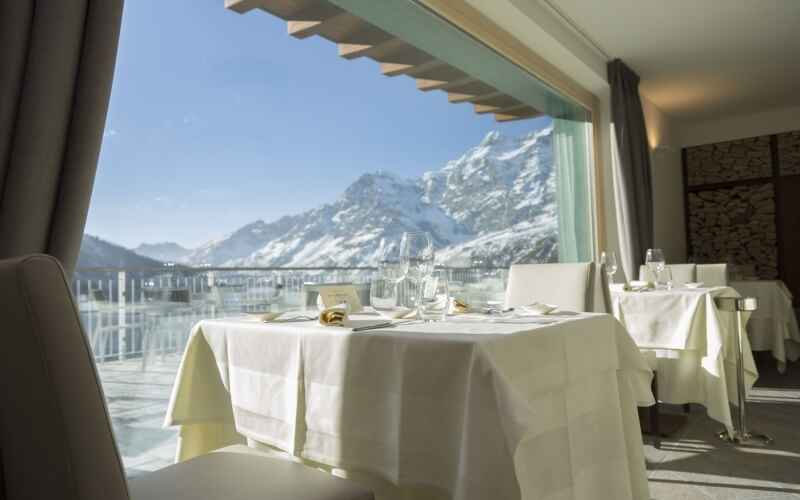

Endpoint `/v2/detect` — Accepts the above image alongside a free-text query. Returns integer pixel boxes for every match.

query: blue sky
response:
[86,0,551,249]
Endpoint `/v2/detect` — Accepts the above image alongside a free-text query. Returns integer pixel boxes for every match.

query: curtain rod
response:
[541,0,613,62]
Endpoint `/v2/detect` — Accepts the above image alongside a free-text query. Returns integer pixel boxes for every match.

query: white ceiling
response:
[542,0,800,124]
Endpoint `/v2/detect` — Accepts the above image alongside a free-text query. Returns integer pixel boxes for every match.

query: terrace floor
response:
[98,353,800,498]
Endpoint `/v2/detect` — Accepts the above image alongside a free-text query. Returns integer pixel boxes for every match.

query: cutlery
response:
[479,307,514,314]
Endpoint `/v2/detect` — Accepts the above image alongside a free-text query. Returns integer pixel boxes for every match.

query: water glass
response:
[656,266,673,290]
[645,248,665,281]
[419,270,449,322]
[600,251,618,283]
[400,231,434,282]
[377,236,407,283]
[369,273,412,319]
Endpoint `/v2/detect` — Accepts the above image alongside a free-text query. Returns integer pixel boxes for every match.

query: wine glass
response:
[645,248,665,281]
[400,231,434,317]
[600,251,618,284]
[377,236,407,283]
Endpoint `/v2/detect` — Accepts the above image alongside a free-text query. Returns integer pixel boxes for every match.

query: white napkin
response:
[683,282,705,288]
[623,280,654,292]
[245,311,284,322]
[519,302,558,315]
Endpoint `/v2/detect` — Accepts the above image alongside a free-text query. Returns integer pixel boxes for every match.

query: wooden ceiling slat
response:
[381,58,447,77]
[339,37,409,60]
[416,75,477,92]
[474,102,530,115]
[227,0,320,16]
[288,12,362,39]
[447,89,504,104]
[495,108,543,122]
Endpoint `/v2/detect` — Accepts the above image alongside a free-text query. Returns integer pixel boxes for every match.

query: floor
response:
[644,356,800,499]
[97,354,181,476]
[97,353,800,497]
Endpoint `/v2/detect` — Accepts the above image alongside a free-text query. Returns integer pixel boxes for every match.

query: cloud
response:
[103,129,118,138]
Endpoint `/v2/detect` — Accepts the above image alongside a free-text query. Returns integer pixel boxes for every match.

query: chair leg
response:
[651,372,661,449]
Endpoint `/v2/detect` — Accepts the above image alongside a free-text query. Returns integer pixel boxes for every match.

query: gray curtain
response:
[0,0,123,280]
[607,59,653,282]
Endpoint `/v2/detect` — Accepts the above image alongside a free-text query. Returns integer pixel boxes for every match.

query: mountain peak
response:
[479,130,512,147]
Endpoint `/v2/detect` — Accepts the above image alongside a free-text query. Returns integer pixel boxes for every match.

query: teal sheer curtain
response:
[554,118,594,262]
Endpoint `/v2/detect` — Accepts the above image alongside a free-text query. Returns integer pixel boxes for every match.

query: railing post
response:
[117,270,127,360]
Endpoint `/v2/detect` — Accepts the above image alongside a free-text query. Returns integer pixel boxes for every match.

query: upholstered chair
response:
[505,262,612,313]
[696,263,729,287]
[0,254,373,500]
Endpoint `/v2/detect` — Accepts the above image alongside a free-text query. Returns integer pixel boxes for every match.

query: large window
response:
[78,0,595,476]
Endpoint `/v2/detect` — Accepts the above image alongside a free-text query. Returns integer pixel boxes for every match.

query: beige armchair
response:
[505,262,612,313]
[696,263,729,287]
[0,254,373,500]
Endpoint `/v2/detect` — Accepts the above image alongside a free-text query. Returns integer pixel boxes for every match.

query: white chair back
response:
[697,263,729,286]
[667,264,697,286]
[505,262,611,313]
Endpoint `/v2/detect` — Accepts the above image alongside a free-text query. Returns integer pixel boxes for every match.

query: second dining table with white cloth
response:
[610,285,758,436]
[165,312,654,500]
[730,279,800,372]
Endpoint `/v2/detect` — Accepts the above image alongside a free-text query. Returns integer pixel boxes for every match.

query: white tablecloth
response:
[731,280,800,372]
[165,313,653,500]
[610,286,757,436]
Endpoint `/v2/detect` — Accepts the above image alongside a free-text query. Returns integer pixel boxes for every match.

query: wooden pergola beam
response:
[473,102,531,115]
[495,108,543,122]
[381,58,446,77]
[288,11,356,38]
[416,75,477,92]
[447,89,504,104]
[338,37,407,60]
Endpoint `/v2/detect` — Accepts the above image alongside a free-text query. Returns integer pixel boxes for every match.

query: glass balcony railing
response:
[72,265,509,364]
[74,265,507,475]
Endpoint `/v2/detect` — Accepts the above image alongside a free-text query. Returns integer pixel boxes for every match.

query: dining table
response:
[730,279,800,372]
[610,285,757,437]
[165,311,654,500]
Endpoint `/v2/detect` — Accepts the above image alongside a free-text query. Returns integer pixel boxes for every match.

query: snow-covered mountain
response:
[78,235,163,268]
[134,242,189,262]
[178,126,557,268]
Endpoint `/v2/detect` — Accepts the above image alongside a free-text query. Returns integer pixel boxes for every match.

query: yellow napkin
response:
[449,297,471,314]
[623,280,655,292]
[318,303,350,326]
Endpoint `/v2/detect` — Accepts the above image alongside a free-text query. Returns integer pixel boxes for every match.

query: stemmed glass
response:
[645,248,665,282]
[400,231,434,317]
[600,251,618,284]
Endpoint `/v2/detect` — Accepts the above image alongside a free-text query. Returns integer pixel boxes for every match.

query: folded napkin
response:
[318,303,350,326]
[683,282,705,288]
[519,302,558,315]
[449,297,471,314]
[623,280,654,292]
